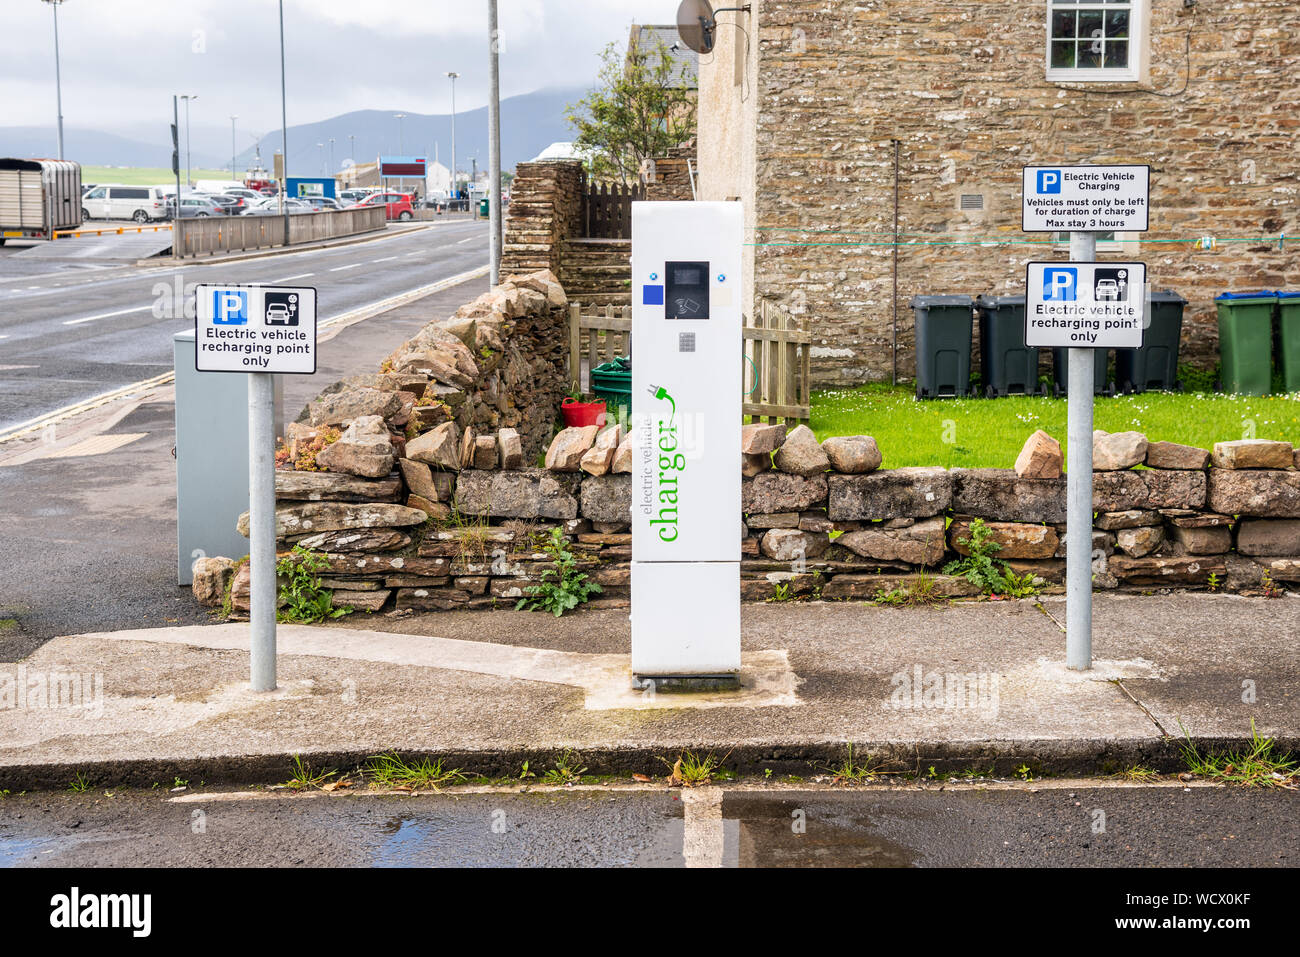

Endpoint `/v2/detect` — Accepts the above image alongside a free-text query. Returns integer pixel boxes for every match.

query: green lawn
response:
[811,385,1300,469]
[79,166,232,186]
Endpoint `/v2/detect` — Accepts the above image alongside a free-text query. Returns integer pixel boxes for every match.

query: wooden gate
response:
[743,302,811,424]
[569,303,631,392]
[582,181,644,239]
[568,300,810,424]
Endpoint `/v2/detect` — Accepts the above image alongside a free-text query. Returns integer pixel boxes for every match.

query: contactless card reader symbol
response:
[212,289,248,325]
[264,291,300,326]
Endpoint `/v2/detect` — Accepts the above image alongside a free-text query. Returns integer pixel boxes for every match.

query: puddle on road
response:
[722,795,916,867]
[0,835,58,867]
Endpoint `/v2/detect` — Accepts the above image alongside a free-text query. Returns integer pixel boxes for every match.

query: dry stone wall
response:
[196,382,1300,611]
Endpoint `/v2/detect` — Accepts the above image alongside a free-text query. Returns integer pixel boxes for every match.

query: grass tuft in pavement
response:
[1179,719,1298,788]
[364,752,466,791]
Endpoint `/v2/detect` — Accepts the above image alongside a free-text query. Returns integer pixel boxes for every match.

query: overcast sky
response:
[1,0,682,140]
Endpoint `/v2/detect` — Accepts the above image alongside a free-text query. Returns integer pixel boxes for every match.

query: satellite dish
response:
[676,0,715,54]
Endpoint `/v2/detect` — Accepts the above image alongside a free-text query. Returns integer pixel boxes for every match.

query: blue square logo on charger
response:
[212,289,248,325]
[1037,169,1062,194]
[642,284,664,306]
[1043,267,1078,302]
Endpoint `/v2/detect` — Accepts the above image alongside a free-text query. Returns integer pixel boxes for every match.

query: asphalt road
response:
[0,217,489,431]
[0,783,1293,868]
[0,223,489,656]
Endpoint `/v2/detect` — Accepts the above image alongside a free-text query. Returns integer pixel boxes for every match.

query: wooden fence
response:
[582,181,644,239]
[568,301,810,424]
[569,303,631,392]
[743,302,812,424]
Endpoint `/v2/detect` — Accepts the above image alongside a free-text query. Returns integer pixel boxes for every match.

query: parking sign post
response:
[1066,231,1097,671]
[1023,165,1151,671]
[248,371,277,690]
[194,283,318,691]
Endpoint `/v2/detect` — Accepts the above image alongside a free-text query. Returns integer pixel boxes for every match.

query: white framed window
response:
[1046,0,1146,83]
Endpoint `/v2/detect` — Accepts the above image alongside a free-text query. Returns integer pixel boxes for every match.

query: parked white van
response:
[80,184,170,223]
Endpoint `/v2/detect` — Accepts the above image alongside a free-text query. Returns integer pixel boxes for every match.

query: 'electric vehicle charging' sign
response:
[194,283,317,373]
[1024,261,1146,348]
[1022,165,1150,233]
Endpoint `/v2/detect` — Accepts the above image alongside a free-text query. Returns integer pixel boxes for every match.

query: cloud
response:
[1,0,682,139]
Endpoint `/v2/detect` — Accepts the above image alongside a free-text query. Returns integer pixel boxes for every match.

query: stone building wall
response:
[700,1,1300,387]
[500,161,586,278]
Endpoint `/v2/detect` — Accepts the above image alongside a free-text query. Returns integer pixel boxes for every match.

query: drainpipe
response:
[891,138,900,387]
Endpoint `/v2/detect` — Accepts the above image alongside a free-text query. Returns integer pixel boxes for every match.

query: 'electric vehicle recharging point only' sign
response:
[194,283,317,374]
[1025,261,1147,349]
[1022,165,1150,233]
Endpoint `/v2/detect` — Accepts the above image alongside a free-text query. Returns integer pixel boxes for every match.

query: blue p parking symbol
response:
[213,289,248,325]
[1043,267,1078,302]
[1037,169,1062,194]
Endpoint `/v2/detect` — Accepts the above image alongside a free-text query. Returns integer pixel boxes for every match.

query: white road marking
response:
[62,305,152,326]
[372,256,397,263]
[271,272,314,282]
[456,237,478,244]
[329,262,363,272]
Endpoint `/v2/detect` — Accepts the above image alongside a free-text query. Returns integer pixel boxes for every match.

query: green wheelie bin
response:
[1115,290,1187,393]
[910,295,973,398]
[974,295,1041,397]
[1214,291,1276,395]
[1278,291,1300,393]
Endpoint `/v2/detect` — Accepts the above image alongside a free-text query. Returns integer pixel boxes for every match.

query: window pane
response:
[1051,10,1077,39]
[1077,41,1101,68]
[1079,11,1104,39]
[1104,39,1129,67]
[1105,10,1129,37]
[1051,40,1076,69]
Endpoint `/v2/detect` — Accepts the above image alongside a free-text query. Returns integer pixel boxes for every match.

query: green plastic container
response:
[1278,291,1300,392]
[1215,292,1276,395]
[591,357,632,416]
[910,295,973,398]
[478,197,490,218]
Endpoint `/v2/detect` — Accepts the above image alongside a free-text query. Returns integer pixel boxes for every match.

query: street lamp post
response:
[488,0,502,284]
[180,94,198,186]
[328,137,335,176]
[393,113,407,192]
[348,134,355,165]
[278,0,289,242]
[316,142,324,175]
[42,0,66,160]
[230,115,238,177]
[446,72,459,208]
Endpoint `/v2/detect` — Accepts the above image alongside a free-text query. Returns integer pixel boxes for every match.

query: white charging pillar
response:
[630,201,743,677]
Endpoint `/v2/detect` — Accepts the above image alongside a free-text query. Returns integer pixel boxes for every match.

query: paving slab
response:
[3,594,1294,789]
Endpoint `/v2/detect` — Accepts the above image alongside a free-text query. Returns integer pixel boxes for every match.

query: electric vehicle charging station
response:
[630,201,743,678]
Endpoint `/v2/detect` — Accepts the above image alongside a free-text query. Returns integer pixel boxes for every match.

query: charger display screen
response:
[664,260,710,320]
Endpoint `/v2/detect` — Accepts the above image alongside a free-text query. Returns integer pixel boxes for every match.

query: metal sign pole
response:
[1066,230,1096,671]
[248,371,277,691]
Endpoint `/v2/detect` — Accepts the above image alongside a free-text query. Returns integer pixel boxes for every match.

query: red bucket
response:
[561,397,607,428]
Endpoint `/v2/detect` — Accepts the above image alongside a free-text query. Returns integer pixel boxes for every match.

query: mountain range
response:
[0,87,587,175]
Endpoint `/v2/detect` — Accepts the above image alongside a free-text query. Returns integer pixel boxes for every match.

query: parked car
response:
[80,184,171,223]
[338,188,372,204]
[302,196,343,211]
[199,193,246,216]
[175,196,224,218]
[346,191,414,220]
[240,197,313,215]
[223,188,264,202]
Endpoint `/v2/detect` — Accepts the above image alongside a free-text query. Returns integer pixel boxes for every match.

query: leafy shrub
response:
[276,545,352,623]
[515,528,601,616]
[943,518,1042,598]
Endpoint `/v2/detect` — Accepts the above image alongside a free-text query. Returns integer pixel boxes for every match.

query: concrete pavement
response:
[1,593,1295,789]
